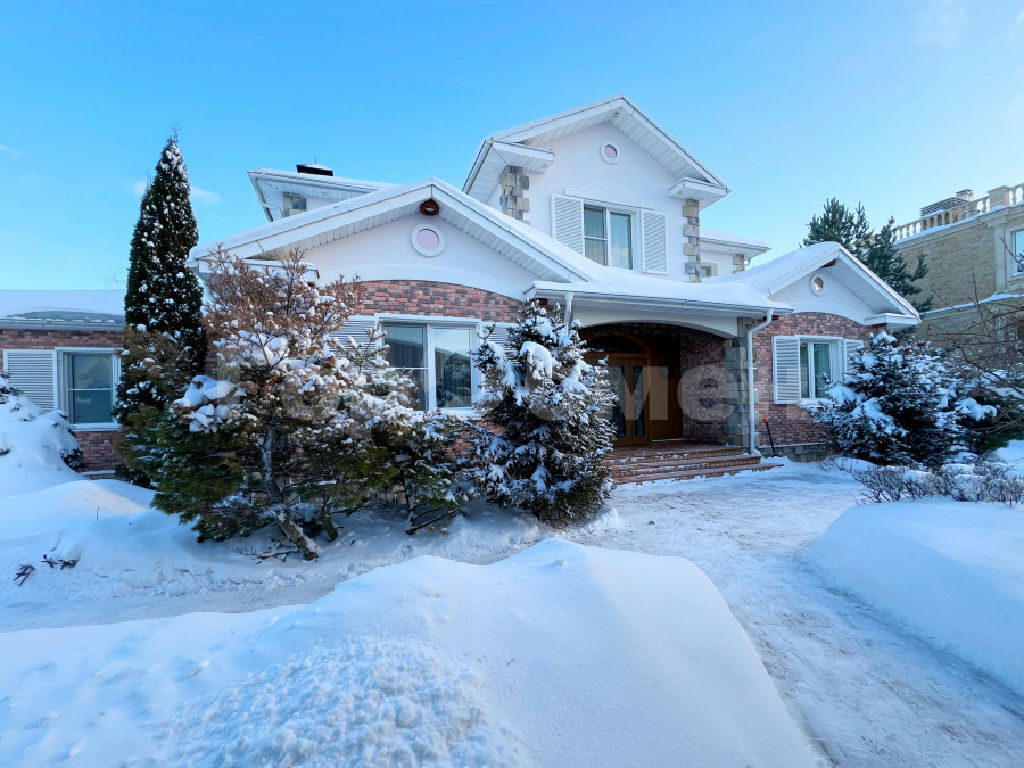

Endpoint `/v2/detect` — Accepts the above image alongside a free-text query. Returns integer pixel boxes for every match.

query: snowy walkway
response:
[569,465,1024,767]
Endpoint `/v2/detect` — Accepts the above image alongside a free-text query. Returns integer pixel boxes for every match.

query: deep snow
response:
[805,498,1024,696]
[3,461,1024,766]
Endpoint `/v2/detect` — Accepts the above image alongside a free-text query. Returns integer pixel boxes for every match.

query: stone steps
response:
[606,442,778,485]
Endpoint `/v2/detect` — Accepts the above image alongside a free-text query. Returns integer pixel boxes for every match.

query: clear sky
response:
[1,1,1022,289]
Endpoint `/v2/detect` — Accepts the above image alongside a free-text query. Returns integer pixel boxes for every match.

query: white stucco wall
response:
[522,123,693,281]
[769,271,878,324]
[305,213,539,299]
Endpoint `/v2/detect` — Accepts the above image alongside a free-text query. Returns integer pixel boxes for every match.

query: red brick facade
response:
[1,327,124,472]
[353,281,522,324]
[754,312,880,449]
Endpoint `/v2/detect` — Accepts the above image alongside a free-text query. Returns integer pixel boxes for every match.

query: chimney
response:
[296,163,334,177]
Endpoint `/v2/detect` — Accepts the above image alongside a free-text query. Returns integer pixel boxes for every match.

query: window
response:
[799,339,837,400]
[382,322,476,410]
[584,206,633,269]
[1013,229,1024,275]
[62,351,118,425]
[699,263,715,279]
[281,191,307,217]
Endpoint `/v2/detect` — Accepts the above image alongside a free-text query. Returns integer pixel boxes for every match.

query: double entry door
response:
[606,356,649,447]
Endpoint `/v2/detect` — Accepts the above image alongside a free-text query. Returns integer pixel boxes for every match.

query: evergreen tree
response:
[473,301,615,524]
[802,198,871,253]
[864,217,930,310]
[115,136,207,484]
[816,332,965,468]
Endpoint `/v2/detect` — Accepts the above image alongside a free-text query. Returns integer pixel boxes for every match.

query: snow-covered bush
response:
[473,300,614,524]
[817,332,966,468]
[854,462,1024,505]
[0,372,82,476]
[154,251,469,555]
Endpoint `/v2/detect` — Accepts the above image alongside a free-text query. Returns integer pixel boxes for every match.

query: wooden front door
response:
[605,356,650,447]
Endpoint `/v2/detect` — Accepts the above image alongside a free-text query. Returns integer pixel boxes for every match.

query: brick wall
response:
[352,281,522,324]
[753,313,880,450]
[1,327,124,471]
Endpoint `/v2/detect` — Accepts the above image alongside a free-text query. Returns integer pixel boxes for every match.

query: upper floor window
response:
[1012,229,1024,275]
[584,206,633,269]
[382,322,476,410]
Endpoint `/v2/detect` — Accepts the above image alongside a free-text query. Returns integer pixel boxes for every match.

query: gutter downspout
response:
[746,310,774,455]
[563,291,574,324]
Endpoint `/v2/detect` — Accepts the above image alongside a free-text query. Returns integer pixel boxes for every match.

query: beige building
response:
[895,183,1024,344]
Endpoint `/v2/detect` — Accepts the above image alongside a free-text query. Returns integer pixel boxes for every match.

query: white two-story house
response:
[191,96,919,461]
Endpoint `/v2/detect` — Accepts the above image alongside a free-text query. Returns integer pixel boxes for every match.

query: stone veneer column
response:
[722,325,753,449]
[683,198,702,282]
[499,165,530,222]
[732,253,747,272]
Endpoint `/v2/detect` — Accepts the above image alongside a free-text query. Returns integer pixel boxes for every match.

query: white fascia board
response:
[463,140,554,199]
[865,313,920,328]
[528,283,792,317]
[841,254,920,318]
[669,177,728,202]
[248,169,395,193]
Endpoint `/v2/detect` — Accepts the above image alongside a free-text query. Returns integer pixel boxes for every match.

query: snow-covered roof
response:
[713,242,919,321]
[249,168,398,222]
[699,228,770,251]
[0,289,124,329]
[464,95,728,203]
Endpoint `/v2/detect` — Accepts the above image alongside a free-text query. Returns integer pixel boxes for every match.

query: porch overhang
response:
[527,282,792,337]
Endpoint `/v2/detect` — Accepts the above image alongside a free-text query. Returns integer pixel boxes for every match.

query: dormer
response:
[249,165,396,222]
[463,96,730,282]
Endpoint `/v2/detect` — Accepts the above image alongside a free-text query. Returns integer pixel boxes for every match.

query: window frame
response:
[796,336,842,404]
[379,318,481,412]
[57,347,121,429]
[583,204,636,270]
[1012,228,1024,276]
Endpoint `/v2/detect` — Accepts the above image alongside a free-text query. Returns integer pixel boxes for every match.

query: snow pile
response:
[1,538,818,767]
[0,376,80,496]
[805,500,1024,695]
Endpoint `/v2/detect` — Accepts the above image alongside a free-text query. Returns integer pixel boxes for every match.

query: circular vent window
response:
[411,225,445,257]
[810,274,826,295]
[600,142,620,164]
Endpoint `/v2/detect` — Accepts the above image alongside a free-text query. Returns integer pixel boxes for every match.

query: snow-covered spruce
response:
[156,250,467,556]
[473,300,615,524]
[115,136,207,485]
[816,331,974,468]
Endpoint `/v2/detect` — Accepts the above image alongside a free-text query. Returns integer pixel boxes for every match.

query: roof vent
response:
[296,163,334,176]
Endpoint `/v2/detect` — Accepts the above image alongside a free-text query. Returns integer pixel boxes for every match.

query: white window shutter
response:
[772,337,801,404]
[640,210,668,274]
[551,195,584,255]
[3,349,57,411]
[335,316,381,350]
[843,339,864,375]
[483,323,515,353]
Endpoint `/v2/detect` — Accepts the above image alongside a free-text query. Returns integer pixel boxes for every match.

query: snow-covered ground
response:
[3,461,1024,765]
[806,498,1024,697]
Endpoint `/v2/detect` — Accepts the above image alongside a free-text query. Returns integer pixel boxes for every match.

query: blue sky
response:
[1,1,1022,289]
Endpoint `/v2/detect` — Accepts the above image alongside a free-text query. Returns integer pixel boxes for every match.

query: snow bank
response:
[805,500,1024,695]
[0,386,80,496]
[0,539,817,767]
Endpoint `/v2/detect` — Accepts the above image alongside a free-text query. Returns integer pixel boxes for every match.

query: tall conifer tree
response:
[115,136,207,483]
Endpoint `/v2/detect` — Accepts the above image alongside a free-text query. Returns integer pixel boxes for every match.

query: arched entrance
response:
[584,329,683,447]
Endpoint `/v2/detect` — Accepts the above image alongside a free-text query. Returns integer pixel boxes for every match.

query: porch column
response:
[722,321,756,451]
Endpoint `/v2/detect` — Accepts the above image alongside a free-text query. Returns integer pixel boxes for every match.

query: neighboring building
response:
[894,183,1024,345]
[0,290,124,471]
[195,96,918,461]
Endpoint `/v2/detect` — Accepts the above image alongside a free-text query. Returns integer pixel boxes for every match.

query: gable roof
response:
[714,242,920,321]
[191,178,597,283]
[464,95,728,203]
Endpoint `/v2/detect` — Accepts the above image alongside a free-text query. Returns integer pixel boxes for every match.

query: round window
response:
[600,142,620,164]
[411,225,445,257]
[810,274,826,295]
